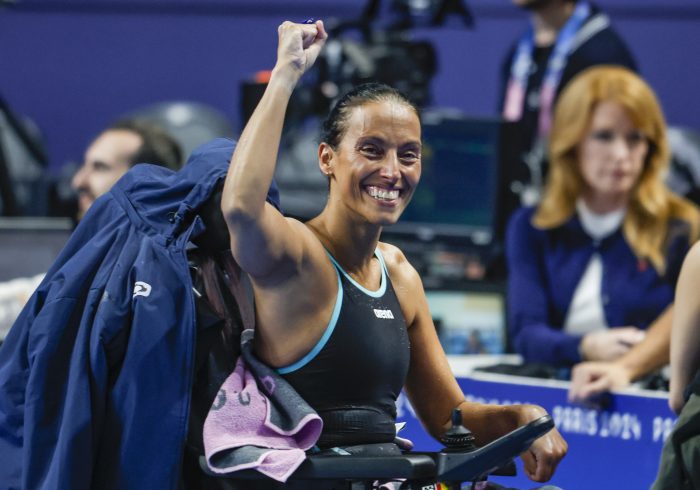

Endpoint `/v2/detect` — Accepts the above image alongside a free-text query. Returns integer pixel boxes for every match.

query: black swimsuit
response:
[279,249,411,448]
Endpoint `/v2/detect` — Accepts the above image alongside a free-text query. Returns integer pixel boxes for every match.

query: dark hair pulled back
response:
[320,82,419,149]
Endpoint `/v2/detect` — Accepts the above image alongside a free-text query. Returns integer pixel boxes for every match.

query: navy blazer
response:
[506,206,692,366]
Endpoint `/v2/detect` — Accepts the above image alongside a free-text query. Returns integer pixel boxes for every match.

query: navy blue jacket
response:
[0,139,279,489]
[506,206,692,366]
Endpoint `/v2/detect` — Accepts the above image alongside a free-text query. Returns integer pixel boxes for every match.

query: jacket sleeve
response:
[0,280,113,490]
[0,209,133,490]
[0,291,36,488]
[505,209,582,365]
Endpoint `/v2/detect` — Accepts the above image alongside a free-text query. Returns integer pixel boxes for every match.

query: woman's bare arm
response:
[221,21,327,280]
[384,244,567,483]
[670,242,700,413]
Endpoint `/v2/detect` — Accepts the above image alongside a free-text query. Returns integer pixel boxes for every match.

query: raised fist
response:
[275,20,328,80]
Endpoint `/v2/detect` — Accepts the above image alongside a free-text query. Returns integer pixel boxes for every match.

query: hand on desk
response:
[568,361,633,406]
[580,327,645,362]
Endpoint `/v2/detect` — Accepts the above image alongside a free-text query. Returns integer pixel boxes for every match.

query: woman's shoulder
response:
[506,206,542,239]
[377,241,410,270]
[510,205,537,224]
[378,241,421,287]
[377,241,425,325]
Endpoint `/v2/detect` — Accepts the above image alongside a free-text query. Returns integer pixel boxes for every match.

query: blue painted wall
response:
[1,0,699,171]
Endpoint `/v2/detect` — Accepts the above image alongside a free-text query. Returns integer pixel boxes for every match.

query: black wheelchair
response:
[199,409,555,489]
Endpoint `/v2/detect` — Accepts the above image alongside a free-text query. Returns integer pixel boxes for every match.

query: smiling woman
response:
[219,18,567,485]
[316,85,422,226]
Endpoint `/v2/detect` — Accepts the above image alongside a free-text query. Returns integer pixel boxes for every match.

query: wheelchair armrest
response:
[436,414,555,482]
[199,415,554,484]
[200,453,436,481]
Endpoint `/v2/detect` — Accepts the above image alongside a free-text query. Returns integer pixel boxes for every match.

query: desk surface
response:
[396,355,675,489]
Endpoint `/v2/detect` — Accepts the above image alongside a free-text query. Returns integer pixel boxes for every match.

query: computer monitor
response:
[389,113,515,246]
[426,286,507,355]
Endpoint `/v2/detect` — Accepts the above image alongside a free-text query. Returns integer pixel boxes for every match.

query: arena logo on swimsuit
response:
[373,308,395,319]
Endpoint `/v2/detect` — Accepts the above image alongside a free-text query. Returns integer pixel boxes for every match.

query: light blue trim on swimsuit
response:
[276,259,344,375]
[275,248,387,374]
[325,248,387,298]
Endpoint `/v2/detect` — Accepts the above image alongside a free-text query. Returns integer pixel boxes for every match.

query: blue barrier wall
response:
[397,373,676,489]
[1,0,699,171]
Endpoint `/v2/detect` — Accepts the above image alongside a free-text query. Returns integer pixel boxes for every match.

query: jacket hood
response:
[108,138,280,244]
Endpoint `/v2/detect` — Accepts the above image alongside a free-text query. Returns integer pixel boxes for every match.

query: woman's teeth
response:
[367,186,399,201]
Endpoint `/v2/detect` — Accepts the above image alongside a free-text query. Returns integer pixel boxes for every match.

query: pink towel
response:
[203,356,323,482]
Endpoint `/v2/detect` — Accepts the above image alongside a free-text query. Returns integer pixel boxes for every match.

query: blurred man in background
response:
[0,119,181,339]
[73,119,182,218]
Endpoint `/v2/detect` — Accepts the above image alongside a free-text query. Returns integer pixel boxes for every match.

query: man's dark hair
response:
[320,82,420,150]
[108,119,183,170]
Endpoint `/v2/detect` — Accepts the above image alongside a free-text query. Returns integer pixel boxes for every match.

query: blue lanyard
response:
[503,1,591,135]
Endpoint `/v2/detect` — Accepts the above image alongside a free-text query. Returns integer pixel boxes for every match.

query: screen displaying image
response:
[426,289,505,355]
[398,116,501,241]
